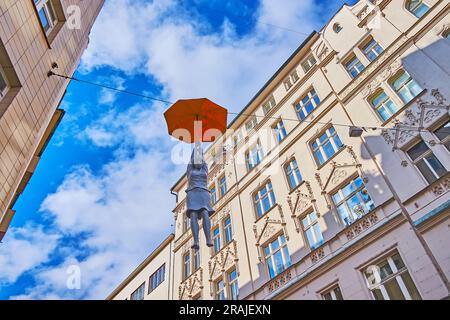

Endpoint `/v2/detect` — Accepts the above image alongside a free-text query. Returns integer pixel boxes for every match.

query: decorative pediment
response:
[211,204,231,226]
[208,240,238,281]
[286,182,320,231]
[381,89,449,151]
[253,205,289,261]
[179,268,203,300]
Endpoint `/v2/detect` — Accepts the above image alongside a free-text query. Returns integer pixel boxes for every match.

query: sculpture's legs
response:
[190,212,200,250]
[201,209,213,247]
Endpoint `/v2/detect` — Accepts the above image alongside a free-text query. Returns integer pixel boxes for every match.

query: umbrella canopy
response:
[164,98,228,143]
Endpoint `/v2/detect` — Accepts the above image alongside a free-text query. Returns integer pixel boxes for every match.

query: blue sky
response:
[0,0,355,299]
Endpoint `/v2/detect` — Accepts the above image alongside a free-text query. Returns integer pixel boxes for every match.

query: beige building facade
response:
[109,0,450,301]
[0,0,104,240]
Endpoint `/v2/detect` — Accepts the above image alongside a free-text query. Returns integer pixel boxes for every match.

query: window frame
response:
[363,251,421,300]
[405,0,430,18]
[369,89,399,122]
[272,119,287,143]
[301,54,317,73]
[301,211,324,250]
[245,141,264,171]
[228,268,239,300]
[219,175,227,197]
[262,96,276,115]
[245,115,258,131]
[389,69,423,105]
[223,216,233,245]
[183,251,191,280]
[215,278,226,300]
[360,37,384,62]
[254,181,277,219]
[321,284,344,300]
[406,139,447,184]
[331,176,375,226]
[212,226,222,254]
[433,119,450,152]
[294,88,321,121]
[0,65,10,99]
[149,264,166,293]
[344,54,365,78]
[284,158,302,190]
[263,233,292,279]
[130,282,145,300]
[210,185,217,205]
[311,126,344,166]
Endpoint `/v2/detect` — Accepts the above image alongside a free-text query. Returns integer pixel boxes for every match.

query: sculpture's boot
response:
[190,212,200,250]
[201,209,214,247]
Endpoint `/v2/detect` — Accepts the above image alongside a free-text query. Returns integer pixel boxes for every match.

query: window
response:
[406,0,430,18]
[213,227,221,254]
[370,90,399,121]
[301,211,323,249]
[262,96,276,115]
[263,234,292,279]
[228,269,239,300]
[216,279,226,300]
[295,88,321,121]
[130,283,145,300]
[331,176,375,226]
[245,115,258,131]
[285,159,302,190]
[233,131,243,148]
[444,29,450,39]
[361,38,383,62]
[223,216,233,244]
[193,248,201,271]
[290,70,300,83]
[254,181,276,218]
[364,252,421,300]
[183,252,191,280]
[345,55,365,78]
[245,142,263,170]
[311,126,344,165]
[183,213,190,233]
[433,120,450,151]
[283,78,293,91]
[322,285,344,300]
[390,70,422,104]
[34,0,58,34]
[273,119,287,143]
[219,175,227,197]
[301,54,317,73]
[0,66,9,98]
[407,140,447,184]
[149,264,165,293]
[210,185,217,204]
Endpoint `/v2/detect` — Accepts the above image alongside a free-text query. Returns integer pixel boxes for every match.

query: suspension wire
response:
[48,71,449,134]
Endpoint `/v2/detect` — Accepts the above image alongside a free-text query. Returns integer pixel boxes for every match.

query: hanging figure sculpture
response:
[186,141,214,250]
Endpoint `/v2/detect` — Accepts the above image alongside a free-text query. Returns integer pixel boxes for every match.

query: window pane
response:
[426,154,447,178]
[400,272,421,300]
[38,8,50,31]
[0,72,7,93]
[416,160,439,184]
[384,278,406,300]
[407,141,429,160]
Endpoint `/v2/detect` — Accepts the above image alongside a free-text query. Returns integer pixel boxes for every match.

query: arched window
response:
[406,0,430,18]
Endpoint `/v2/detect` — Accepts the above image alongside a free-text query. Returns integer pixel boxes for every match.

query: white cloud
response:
[0,225,59,284]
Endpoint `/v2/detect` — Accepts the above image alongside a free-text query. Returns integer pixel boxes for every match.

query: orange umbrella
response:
[164,98,228,143]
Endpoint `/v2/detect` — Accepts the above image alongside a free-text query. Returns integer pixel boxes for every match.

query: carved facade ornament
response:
[208,240,239,282]
[285,182,320,231]
[361,58,402,98]
[381,89,449,151]
[267,268,294,293]
[310,247,325,264]
[179,268,203,300]
[431,176,450,196]
[345,211,379,241]
[253,205,290,261]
